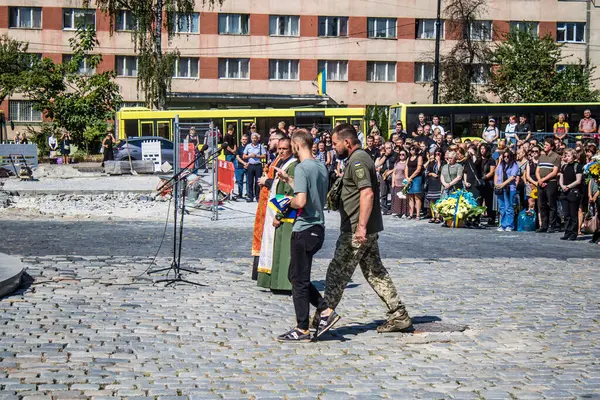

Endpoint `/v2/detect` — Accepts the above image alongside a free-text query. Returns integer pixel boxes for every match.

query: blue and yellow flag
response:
[317,69,327,95]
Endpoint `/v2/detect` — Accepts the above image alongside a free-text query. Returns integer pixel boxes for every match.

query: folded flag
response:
[268,195,302,223]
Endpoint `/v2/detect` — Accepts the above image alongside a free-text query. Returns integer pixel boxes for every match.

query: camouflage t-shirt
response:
[340,149,384,234]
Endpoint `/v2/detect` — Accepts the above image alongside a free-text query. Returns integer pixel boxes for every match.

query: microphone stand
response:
[148,145,225,287]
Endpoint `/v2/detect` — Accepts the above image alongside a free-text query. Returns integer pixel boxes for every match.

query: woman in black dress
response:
[425,149,443,223]
[463,144,482,201]
[101,130,116,167]
[478,143,497,226]
[61,131,72,165]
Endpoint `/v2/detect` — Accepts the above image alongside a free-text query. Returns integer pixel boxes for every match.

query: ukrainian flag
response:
[317,69,327,95]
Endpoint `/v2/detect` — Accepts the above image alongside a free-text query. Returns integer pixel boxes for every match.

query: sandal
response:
[428,219,436,223]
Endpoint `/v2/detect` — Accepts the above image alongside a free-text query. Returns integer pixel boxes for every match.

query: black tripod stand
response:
[148,146,224,286]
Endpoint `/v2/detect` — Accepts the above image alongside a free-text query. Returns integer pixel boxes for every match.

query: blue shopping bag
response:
[517,209,537,232]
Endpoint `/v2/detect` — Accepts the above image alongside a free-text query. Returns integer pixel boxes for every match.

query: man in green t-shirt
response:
[314,124,413,338]
[274,129,332,343]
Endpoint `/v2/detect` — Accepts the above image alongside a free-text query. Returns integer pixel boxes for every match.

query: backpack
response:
[327,176,343,211]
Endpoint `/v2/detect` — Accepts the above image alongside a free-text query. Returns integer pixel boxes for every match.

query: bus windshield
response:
[389,106,402,132]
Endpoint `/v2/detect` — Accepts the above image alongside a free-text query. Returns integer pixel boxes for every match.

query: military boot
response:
[376,306,412,333]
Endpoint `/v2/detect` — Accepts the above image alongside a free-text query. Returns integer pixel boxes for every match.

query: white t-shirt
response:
[504,123,517,140]
[483,127,499,143]
[431,124,445,136]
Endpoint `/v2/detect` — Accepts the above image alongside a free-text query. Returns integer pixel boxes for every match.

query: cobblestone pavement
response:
[0,214,599,399]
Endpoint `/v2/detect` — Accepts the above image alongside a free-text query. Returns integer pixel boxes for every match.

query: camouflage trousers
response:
[324,232,407,320]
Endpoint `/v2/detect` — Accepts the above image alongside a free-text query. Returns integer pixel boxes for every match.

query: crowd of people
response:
[374,112,600,243]
[230,113,600,247]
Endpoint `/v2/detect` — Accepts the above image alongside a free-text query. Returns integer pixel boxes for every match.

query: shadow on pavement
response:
[317,315,445,341]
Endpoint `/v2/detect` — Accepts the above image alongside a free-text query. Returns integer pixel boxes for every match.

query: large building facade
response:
[0,0,599,130]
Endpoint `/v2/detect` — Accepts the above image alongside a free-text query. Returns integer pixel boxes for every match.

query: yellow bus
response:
[115,107,367,143]
[388,102,600,140]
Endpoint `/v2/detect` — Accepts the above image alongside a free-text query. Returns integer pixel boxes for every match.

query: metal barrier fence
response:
[175,117,221,221]
[498,132,598,147]
[0,144,38,174]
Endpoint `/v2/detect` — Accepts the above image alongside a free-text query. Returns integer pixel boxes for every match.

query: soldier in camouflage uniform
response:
[317,123,412,334]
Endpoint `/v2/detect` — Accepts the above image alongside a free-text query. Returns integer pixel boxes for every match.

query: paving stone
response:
[0,217,597,398]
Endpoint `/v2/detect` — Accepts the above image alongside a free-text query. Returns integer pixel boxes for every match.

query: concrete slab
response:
[3,176,162,195]
[0,253,24,298]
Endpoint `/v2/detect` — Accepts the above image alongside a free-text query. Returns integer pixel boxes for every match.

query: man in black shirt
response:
[412,113,427,137]
[375,141,398,215]
[223,125,237,163]
[516,115,532,143]
[413,126,433,148]
[234,135,249,198]
[364,135,380,161]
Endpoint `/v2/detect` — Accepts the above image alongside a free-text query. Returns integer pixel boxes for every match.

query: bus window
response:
[498,115,511,134]
[334,117,348,127]
[124,120,139,138]
[469,114,487,138]
[453,114,470,138]
[157,121,170,140]
[569,112,583,132]
[351,118,364,134]
[294,116,328,131]
[533,114,546,133]
[141,121,153,136]
[389,107,401,131]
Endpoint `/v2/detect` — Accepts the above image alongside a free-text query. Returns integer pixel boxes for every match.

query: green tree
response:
[438,0,489,104]
[23,26,122,153]
[0,35,34,104]
[366,105,389,138]
[488,29,600,102]
[85,0,223,110]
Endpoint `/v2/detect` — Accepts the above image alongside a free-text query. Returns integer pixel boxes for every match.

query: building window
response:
[470,64,490,84]
[116,10,136,31]
[557,22,585,43]
[415,62,434,83]
[269,15,300,36]
[317,60,348,81]
[218,58,250,79]
[9,7,42,29]
[367,18,396,39]
[416,19,444,40]
[509,21,539,36]
[116,56,138,77]
[318,16,348,37]
[63,9,96,30]
[269,59,299,80]
[218,14,249,35]
[62,55,95,75]
[9,101,42,122]
[367,61,396,82]
[173,57,199,78]
[121,102,146,108]
[172,12,199,34]
[469,20,492,41]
